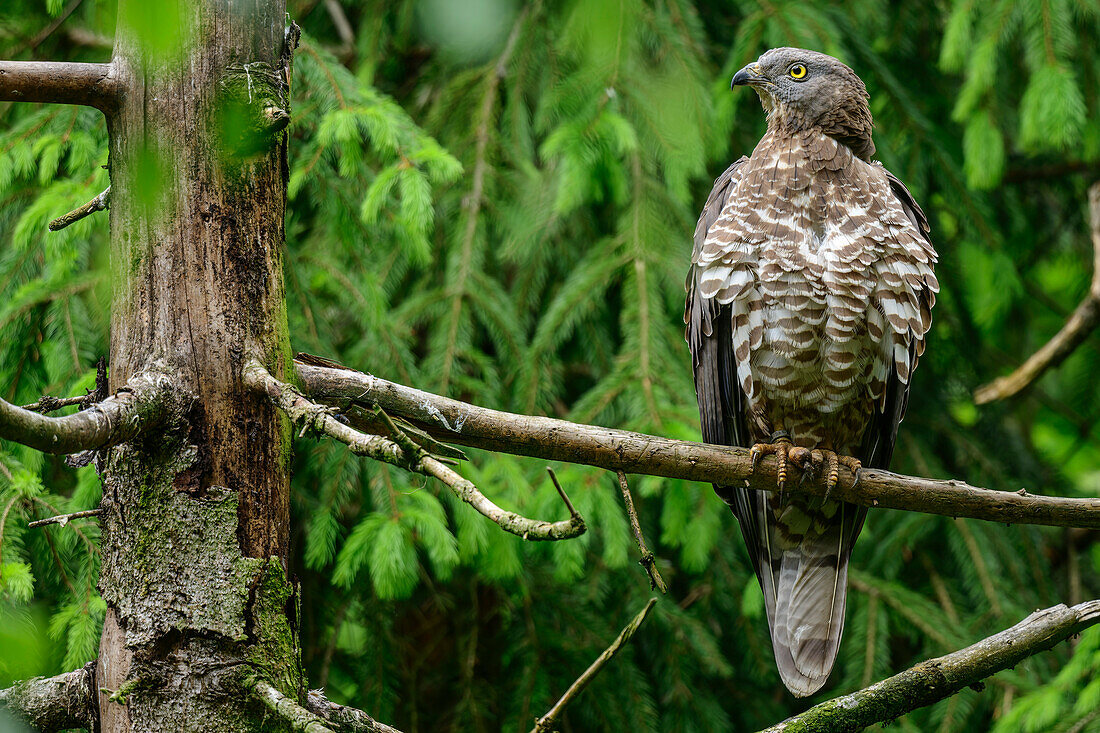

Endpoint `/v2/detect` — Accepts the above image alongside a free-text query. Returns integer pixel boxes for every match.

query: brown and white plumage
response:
[685,48,938,696]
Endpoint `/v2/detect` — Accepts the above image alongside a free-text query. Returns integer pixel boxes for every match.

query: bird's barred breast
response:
[695,130,937,449]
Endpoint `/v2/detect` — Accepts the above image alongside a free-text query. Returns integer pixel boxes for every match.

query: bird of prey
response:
[684,48,938,696]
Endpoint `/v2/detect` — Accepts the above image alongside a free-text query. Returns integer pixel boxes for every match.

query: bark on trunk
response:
[96,1,299,729]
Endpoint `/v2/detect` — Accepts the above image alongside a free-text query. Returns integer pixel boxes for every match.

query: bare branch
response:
[0,661,96,732]
[531,597,657,733]
[244,360,585,541]
[49,185,110,231]
[761,600,1100,733]
[0,60,118,111]
[20,394,93,413]
[305,689,404,733]
[975,182,1100,404]
[28,508,102,528]
[0,371,171,454]
[296,360,1100,529]
[616,471,666,593]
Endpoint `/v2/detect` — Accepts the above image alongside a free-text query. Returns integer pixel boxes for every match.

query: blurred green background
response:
[2,0,1100,730]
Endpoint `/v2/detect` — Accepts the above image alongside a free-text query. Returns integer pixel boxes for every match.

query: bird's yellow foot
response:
[787,448,862,499]
[750,434,793,491]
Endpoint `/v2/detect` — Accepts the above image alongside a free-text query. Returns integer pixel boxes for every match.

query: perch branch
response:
[0,371,170,454]
[243,361,585,541]
[0,661,96,732]
[0,60,117,111]
[28,508,102,528]
[305,689,405,733]
[49,185,110,231]
[617,471,667,593]
[975,182,1100,404]
[531,597,657,733]
[296,360,1100,529]
[760,600,1100,733]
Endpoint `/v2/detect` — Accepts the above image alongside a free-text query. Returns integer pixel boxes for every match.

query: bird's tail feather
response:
[752,500,854,698]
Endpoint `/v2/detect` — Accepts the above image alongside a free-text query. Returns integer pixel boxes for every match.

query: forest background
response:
[2,0,1100,730]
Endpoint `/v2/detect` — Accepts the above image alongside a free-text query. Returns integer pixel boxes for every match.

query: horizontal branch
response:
[49,185,110,231]
[975,182,1100,404]
[0,661,96,732]
[244,361,585,541]
[296,359,1100,529]
[532,597,657,733]
[0,60,118,111]
[761,600,1100,733]
[0,371,171,454]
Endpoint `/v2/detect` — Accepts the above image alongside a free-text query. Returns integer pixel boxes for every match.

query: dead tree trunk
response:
[95,1,298,730]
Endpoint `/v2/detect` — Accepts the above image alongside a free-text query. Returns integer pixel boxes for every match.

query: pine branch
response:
[296,359,1100,529]
[244,360,586,541]
[760,600,1100,733]
[0,60,118,111]
[0,371,171,455]
[975,182,1100,404]
[0,661,96,732]
[531,597,657,733]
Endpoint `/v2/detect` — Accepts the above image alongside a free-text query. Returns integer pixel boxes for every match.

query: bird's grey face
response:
[732,48,867,129]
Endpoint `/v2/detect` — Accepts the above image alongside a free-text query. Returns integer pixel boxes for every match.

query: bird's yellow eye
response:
[789,64,807,80]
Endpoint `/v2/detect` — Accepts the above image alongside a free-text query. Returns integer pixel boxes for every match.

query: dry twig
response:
[616,471,666,593]
[975,182,1100,404]
[531,597,657,733]
[244,360,585,541]
[27,508,102,529]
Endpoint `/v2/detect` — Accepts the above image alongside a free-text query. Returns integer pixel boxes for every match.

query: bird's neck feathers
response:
[765,93,876,162]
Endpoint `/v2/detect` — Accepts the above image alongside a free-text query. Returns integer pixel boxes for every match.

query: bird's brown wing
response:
[856,168,934,473]
[684,158,766,560]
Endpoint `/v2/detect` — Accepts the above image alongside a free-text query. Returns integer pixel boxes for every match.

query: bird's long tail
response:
[746,496,861,697]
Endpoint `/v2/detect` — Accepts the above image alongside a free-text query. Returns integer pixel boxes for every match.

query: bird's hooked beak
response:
[732,63,768,89]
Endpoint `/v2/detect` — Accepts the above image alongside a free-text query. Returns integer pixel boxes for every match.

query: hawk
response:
[685,48,938,696]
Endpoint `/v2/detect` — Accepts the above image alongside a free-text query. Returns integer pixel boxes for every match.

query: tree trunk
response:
[96,1,299,729]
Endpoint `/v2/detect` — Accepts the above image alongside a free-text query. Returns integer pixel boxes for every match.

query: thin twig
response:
[244,360,585,541]
[760,600,1100,733]
[531,597,657,733]
[27,508,102,528]
[20,395,93,413]
[297,359,1100,529]
[975,182,1100,404]
[616,470,666,593]
[48,185,110,231]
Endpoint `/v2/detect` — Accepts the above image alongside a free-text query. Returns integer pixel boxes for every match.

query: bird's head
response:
[732,47,875,159]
